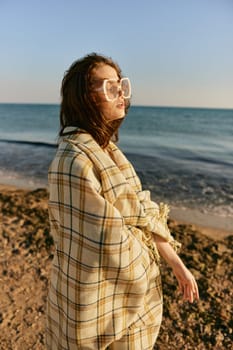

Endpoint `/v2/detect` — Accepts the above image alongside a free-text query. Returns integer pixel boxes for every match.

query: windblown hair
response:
[59,53,130,148]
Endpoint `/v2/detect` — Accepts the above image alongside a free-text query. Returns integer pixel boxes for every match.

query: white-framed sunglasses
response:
[94,77,131,102]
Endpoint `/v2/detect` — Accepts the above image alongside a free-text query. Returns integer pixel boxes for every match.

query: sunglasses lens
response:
[121,78,131,99]
[105,81,119,100]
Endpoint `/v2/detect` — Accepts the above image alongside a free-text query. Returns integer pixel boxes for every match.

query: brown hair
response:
[59,53,130,148]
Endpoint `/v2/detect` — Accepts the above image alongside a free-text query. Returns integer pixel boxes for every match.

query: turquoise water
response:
[0,103,233,216]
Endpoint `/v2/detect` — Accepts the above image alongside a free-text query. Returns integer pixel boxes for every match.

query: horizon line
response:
[0,101,232,111]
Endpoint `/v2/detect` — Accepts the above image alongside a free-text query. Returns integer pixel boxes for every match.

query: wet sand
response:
[0,185,232,349]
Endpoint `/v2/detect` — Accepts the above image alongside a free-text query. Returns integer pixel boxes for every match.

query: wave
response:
[126,151,233,170]
[181,154,233,168]
[0,139,57,148]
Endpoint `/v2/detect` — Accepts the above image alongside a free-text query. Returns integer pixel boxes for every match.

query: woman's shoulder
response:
[50,133,94,172]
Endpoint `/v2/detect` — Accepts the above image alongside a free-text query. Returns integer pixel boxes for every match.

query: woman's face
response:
[91,64,126,121]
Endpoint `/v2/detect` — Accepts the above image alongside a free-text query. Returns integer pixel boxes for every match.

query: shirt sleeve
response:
[136,189,181,251]
[108,144,180,251]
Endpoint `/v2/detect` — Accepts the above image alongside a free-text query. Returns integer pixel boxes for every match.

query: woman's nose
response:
[118,88,123,97]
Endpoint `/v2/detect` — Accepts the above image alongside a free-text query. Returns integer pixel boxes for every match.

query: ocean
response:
[0,103,233,221]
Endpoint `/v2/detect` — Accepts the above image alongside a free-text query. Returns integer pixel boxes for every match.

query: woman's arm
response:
[154,235,199,303]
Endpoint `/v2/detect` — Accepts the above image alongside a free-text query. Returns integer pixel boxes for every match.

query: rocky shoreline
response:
[0,188,232,349]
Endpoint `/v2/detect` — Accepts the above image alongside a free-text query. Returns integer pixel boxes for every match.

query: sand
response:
[0,185,232,349]
[170,207,233,240]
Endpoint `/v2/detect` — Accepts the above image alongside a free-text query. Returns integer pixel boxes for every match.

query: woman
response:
[46,53,199,349]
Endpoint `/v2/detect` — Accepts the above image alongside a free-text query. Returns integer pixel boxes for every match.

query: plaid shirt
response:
[46,131,179,349]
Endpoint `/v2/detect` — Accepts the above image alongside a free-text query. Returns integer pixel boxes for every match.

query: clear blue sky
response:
[0,0,233,108]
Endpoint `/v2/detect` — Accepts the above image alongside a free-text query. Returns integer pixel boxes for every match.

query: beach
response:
[0,184,232,350]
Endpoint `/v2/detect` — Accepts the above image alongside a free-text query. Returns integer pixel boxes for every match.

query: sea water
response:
[0,103,232,219]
